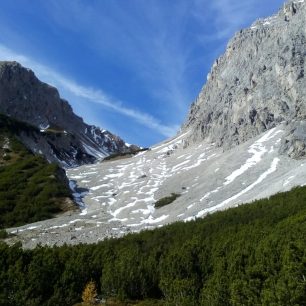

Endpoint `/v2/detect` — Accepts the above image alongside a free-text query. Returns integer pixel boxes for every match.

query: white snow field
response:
[7,124,306,248]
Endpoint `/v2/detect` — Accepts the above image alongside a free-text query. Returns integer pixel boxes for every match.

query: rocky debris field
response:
[6,123,306,248]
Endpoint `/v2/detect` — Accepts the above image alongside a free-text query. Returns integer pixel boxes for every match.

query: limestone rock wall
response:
[183,0,306,157]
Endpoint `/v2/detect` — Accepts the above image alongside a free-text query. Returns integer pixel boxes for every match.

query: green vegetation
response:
[0,113,40,135]
[75,298,163,306]
[0,114,72,228]
[0,229,8,239]
[103,148,149,162]
[1,185,306,305]
[154,193,180,208]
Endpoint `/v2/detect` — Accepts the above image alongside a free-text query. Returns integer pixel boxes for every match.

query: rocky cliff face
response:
[183,0,306,158]
[0,61,136,166]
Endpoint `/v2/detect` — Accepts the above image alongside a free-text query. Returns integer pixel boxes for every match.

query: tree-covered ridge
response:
[1,185,306,305]
[0,116,73,228]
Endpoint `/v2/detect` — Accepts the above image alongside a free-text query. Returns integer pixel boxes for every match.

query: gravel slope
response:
[6,124,306,248]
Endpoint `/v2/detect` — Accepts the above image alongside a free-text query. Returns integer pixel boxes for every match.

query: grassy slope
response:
[0,114,73,228]
[0,184,306,305]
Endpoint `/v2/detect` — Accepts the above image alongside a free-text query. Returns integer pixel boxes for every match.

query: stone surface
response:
[0,61,136,166]
[6,125,306,248]
[183,0,306,158]
[5,0,306,248]
[280,120,306,158]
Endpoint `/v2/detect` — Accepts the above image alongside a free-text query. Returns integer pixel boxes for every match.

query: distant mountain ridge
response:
[0,61,137,166]
[183,0,306,159]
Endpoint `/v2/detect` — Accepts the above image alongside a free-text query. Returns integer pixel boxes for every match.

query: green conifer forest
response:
[1,185,305,305]
[0,114,72,228]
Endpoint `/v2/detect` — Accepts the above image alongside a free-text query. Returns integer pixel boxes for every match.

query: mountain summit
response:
[183,0,306,158]
[0,61,137,166]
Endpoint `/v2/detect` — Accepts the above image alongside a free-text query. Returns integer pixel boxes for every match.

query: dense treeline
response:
[0,113,43,136]
[0,116,72,228]
[1,185,306,305]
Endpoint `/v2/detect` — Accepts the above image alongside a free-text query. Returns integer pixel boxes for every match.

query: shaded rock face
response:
[183,0,306,158]
[0,61,135,166]
[0,62,77,131]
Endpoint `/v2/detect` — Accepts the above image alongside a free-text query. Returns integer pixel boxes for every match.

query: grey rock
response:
[280,120,306,158]
[7,124,306,248]
[0,61,136,166]
[183,0,306,158]
[7,0,306,248]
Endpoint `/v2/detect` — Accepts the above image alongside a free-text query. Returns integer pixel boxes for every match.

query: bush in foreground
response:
[154,193,180,208]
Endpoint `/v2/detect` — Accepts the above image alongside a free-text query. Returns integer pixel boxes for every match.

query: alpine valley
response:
[1,0,306,305]
[4,0,306,248]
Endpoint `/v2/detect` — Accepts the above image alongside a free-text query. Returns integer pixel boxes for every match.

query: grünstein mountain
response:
[0,61,137,167]
[5,0,306,248]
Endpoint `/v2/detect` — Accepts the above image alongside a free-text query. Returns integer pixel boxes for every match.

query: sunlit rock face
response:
[183,0,306,158]
[0,61,136,166]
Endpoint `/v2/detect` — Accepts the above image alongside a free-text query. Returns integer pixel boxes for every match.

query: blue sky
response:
[0,0,285,147]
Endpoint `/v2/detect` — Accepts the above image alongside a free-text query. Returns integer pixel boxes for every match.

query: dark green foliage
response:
[154,193,180,208]
[0,116,71,228]
[103,148,149,162]
[0,229,8,239]
[1,186,306,305]
[0,151,71,228]
[0,113,40,135]
[2,154,11,161]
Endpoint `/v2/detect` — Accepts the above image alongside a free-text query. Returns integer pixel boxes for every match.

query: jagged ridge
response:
[0,61,138,166]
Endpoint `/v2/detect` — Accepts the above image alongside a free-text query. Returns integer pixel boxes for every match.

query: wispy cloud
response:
[0,44,178,137]
[43,0,197,115]
[0,0,284,145]
[193,0,276,41]
[210,0,257,39]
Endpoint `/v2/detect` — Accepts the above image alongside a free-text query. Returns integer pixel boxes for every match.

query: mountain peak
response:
[182,0,306,159]
[0,61,136,166]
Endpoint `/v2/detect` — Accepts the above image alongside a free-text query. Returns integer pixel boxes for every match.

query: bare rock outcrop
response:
[183,0,306,158]
[0,61,137,166]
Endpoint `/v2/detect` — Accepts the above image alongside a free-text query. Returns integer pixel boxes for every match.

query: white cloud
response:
[0,44,178,137]
[193,0,269,41]
[42,1,195,115]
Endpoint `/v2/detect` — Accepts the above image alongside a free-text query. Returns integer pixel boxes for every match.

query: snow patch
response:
[283,176,295,187]
[91,184,111,190]
[224,128,282,186]
[203,157,281,218]
[79,208,88,216]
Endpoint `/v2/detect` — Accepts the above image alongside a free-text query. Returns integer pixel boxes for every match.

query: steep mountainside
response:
[183,0,306,158]
[5,0,306,248]
[0,61,137,166]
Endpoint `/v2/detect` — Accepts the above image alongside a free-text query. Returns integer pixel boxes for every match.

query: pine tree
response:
[82,280,97,305]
